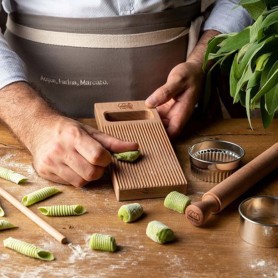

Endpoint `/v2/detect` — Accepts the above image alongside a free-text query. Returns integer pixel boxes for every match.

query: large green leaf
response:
[203,35,228,70]
[236,42,258,74]
[229,54,239,98]
[264,60,278,114]
[232,40,266,100]
[265,84,278,115]
[217,28,251,54]
[247,70,262,90]
[260,96,275,128]
[239,0,266,20]
[255,53,271,71]
[233,63,252,102]
[250,14,263,42]
[259,52,278,87]
[252,66,278,104]
[245,87,253,128]
[257,9,278,40]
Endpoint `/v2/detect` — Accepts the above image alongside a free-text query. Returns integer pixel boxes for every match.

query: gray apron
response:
[4,2,200,118]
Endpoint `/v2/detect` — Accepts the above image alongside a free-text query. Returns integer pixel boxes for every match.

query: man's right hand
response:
[31,117,138,187]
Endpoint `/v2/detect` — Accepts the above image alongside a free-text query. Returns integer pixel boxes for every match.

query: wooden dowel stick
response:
[0,186,68,244]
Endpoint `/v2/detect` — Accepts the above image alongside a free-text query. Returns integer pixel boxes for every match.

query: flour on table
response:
[0,253,10,260]
[0,153,35,176]
[68,243,87,263]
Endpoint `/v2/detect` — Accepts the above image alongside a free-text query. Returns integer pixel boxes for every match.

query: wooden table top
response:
[0,118,277,278]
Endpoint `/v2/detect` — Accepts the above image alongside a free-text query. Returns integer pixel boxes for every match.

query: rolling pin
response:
[185,143,278,227]
[0,186,68,243]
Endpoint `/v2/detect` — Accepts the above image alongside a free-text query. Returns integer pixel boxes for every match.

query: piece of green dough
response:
[89,233,117,252]
[0,220,17,231]
[146,220,175,244]
[113,150,141,162]
[0,166,27,184]
[164,191,191,214]
[118,203,143,223]
[38,205,86,216]
[22,186,61,207]
[3,237,55,261]
[0,205,4,217]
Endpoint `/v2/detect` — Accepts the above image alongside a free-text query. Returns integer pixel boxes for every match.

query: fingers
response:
[158,91,196,138]
[33,144,106,188]
[145,63,187,108]
[84,125,139,152]
[145,61,204,138]
[74,133,112,167]
[145,78,183,108]
[63,149,106,182]
[36,163,105,188]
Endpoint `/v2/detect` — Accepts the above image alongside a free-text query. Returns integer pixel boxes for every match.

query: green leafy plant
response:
[203,0,278,128]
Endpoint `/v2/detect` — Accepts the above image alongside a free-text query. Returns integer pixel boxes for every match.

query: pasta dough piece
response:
[0,205,4,217]
[38,205,86,216]
[146,220,175,244]
[164,191,191,214]
[0,166,27,184]
[118,203,143,223]
[3,237,54,261]
[113,150,141,162]
[89,233,117,252]
[0,220,17,230]
[22,186,61,206]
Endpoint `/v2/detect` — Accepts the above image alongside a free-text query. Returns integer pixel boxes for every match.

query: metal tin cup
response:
[239,196,278,248]
[188,140,244,183]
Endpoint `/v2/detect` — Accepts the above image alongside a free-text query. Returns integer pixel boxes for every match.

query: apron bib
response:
[5,2,200,117]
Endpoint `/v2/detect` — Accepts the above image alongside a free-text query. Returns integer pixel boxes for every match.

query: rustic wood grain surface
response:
[0,118,277,278]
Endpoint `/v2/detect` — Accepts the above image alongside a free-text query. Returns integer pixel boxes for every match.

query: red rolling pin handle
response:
[185,143,278,227]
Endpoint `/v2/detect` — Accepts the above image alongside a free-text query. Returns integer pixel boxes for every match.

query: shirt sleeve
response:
[203,0,253,34]
[0,32,28,89]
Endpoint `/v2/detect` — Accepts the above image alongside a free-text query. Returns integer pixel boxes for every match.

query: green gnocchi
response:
[22,186,61,206]
[0,166,27,184]
[146,220,175,244]
[113,150,141,162]
[3,237,54,261]
[38,205,86,216]
[118,203,143,223]
[89,233,117,252]
[0,220,17,231]
[164,191,191,214]
[0,205,4,217]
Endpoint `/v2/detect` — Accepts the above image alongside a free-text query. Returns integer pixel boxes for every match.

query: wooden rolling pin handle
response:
[185,194,220,227]
[185,143,278,227]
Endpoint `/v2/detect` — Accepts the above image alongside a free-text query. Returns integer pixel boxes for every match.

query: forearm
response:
[187,30,220,66]
[0,81,61,151]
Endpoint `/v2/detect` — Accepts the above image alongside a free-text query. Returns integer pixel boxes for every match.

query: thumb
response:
[145,76,183,108]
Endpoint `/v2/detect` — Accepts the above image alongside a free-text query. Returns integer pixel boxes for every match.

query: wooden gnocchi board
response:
[94,101,187,201]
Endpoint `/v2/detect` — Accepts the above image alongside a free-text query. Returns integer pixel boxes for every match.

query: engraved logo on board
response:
[118,103,133,110]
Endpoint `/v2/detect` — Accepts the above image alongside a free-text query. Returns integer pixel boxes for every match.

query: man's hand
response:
[145,30,220,138]
[31,117,138,187]
[145,61,203,138]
